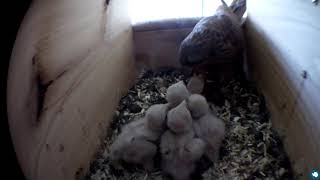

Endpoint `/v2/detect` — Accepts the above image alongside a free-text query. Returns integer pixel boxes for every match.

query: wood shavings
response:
[203,79,293,180]
[86,69,293,180]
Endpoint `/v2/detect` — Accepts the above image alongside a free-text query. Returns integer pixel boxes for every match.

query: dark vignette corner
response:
[2,1,31,179]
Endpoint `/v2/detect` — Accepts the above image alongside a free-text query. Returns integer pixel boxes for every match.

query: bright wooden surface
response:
[7,0,136,180]
[245,0,320,179]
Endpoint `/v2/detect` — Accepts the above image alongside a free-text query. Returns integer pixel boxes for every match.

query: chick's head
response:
[187,75,205,94]
[121,118,158,141]
[167,101,193,134]
[145,103,168,132]
[187,94,209,119]
[166,81,190,108]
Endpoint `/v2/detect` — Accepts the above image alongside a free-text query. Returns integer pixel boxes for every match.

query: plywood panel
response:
[7,0,136,180]
[133,18,203,71]
[245,0,320,179]
[134,28,193,70]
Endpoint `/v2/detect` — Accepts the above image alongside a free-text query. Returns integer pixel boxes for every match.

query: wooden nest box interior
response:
[6,0,320,179]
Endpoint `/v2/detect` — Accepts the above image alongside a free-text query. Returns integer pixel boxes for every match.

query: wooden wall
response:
[245,0,320,179]
[6,0,136,179]
[133,18,201,71]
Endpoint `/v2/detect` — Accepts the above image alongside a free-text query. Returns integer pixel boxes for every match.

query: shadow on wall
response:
[3,0,31,179]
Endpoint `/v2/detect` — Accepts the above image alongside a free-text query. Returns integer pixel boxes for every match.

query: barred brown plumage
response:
[178,0,246,76]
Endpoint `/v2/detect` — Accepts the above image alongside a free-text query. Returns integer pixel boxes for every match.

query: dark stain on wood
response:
[32,55,52,121]
[59,144,65,152]
[45,143,50,151]
[55,68,69,80]
[37,77,52,117]
[32,54,69,121]
[104,0,110,10]
[281,103,287,110]
[301,70,308,79]
[82,126,89,138]
[75,167,84,180]
[36,74,52,120]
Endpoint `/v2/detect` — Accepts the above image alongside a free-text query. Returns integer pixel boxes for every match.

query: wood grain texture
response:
[7,0,136,180]
[245,0,320,179]
[134,26,194,71]
[132,18,201,32]
[133,18,210,71]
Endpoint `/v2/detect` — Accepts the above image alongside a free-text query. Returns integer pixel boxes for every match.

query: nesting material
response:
[86,69,293,180]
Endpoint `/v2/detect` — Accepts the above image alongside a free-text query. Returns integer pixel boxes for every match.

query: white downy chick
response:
[160,130,195,159]
[187,94,209,119]
[122,117,160,141]
[145,103,168,132]
[193,113,226,162]
[187,75,205,94]
[167,101,193,134]
[160,130,203,180]
[110,118,159,170]
[110,134,157,171]
[166,81,190,108]
[182,138,206,162]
